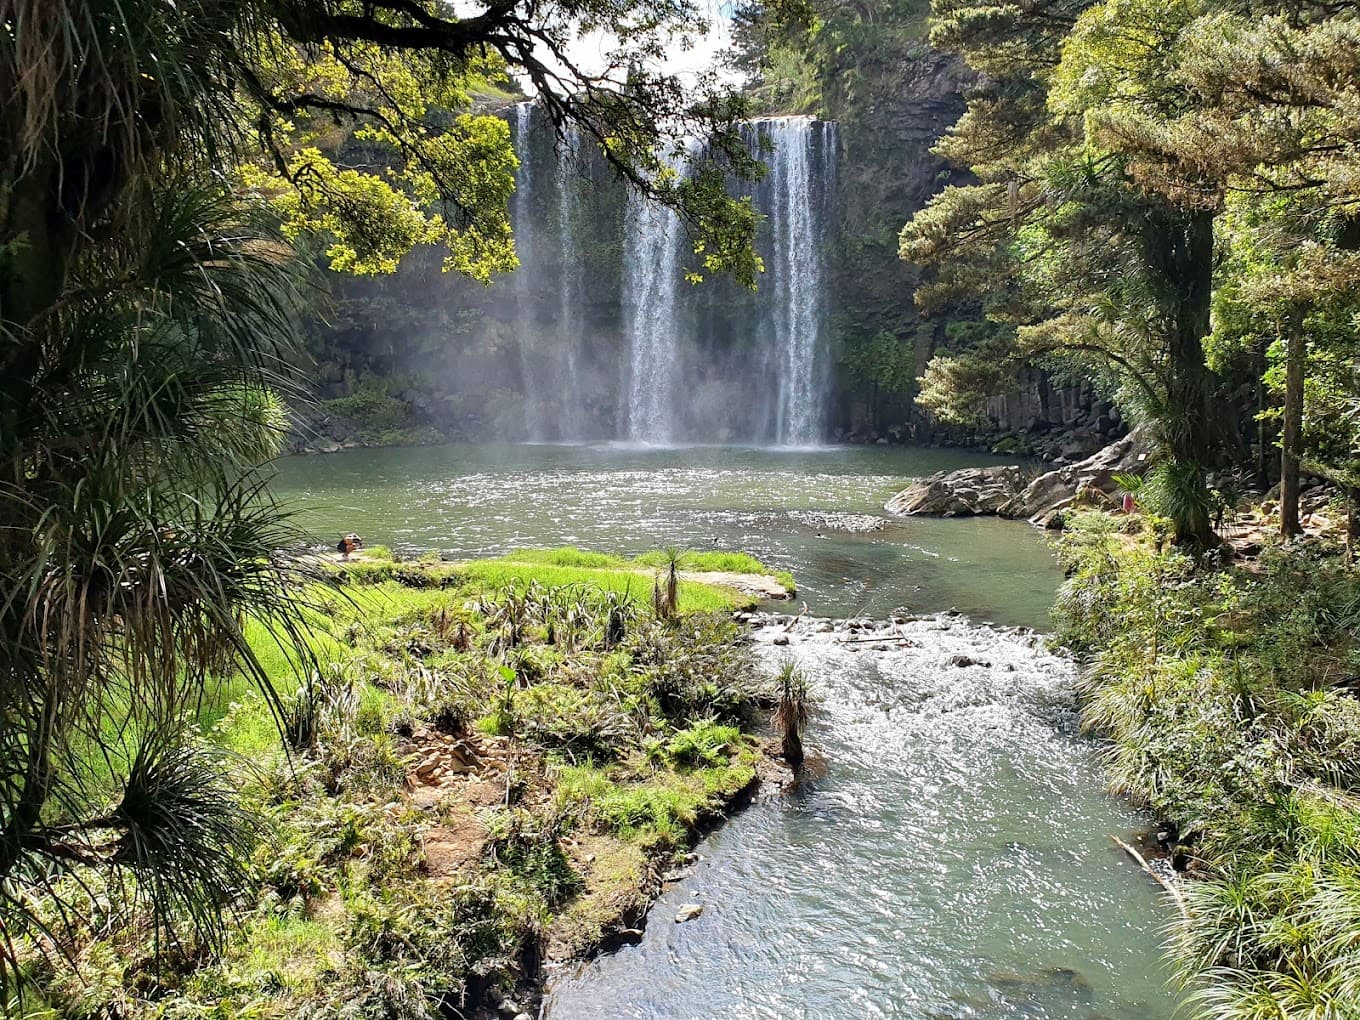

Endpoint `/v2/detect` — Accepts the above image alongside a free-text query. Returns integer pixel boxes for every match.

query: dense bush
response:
[1055,513,1360,1018]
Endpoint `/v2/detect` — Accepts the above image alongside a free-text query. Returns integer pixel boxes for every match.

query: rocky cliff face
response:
[825,49,971,436]
[823,48,1120,450]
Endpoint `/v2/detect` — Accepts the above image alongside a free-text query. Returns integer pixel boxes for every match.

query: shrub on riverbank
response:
[9,555,777,1018]
[1055,511,1360,1017]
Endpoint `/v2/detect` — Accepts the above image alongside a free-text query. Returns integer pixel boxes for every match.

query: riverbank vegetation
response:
[7,552,782,1017]
[1056,512,1360,1017]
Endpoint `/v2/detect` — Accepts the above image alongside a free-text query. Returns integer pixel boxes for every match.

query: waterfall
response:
[511,104,599,441]
[760,117,837,447]
[510,102,545,440]
[505,104,839,445]
[622,143,695,444]
[619,117,837,446]
[555,130,588,440]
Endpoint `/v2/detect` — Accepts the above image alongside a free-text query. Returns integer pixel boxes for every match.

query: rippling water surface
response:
[269,444,1177,1017]
[270,443,1061,626]
[545,622,1178,1019]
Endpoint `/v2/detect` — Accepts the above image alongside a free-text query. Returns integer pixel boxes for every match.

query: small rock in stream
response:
[675,903,704,923]
[772,635,790,646]
[948,654,991,668]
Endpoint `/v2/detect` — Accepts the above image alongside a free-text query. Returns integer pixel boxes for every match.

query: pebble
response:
[676,903,704,923]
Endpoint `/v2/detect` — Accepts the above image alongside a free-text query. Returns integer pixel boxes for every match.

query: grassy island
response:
[13,550,793,1019]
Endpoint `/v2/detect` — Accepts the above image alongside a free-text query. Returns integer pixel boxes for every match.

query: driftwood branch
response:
[1112,835,1190,920]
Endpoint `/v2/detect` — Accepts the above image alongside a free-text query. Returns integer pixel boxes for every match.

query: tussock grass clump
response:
[773,661,811,769]
[1055,511,1360,1019]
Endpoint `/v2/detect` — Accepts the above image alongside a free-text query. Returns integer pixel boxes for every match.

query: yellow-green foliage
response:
[324,545,789,610]
[240,44,518,280]
[1055,513,1360,1017]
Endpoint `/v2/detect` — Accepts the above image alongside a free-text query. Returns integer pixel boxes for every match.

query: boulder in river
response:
[884,464,1025,517]
[948,654,990,668]
[885,429,1149,525]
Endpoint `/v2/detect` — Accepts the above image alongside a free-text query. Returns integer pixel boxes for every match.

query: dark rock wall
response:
[825,50,971,436]
[820,44,1116,448]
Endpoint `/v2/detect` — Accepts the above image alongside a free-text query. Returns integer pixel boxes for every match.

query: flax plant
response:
[0,184,318,979]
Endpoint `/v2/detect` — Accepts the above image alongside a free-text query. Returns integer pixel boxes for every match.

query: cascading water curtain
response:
[622,141,697,444]
[511,101,545,440]
[764,116,836,448]
[512,107,840,446]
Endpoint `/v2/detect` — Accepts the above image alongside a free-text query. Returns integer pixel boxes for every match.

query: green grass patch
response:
[633,549,765,573]
[460,560,752,612]
[507,546,630,568]
[327,546,794,606]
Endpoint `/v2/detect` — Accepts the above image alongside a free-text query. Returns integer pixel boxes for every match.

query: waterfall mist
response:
[507,106,838,446]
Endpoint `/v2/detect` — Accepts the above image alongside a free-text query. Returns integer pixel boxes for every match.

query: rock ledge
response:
[885,431,1148,526]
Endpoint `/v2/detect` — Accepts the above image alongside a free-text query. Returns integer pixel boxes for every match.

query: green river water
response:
[270,443,1180,1019]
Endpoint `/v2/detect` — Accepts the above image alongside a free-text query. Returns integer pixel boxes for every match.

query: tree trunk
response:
[1255,341,1273,489]
[1347,486,1360,564]
[1167,210,1215,463]
[781,730,804,769]
[1154,208,1217,546]
[1280,311,1305,540]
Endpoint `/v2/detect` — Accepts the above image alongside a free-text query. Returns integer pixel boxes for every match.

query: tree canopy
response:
[0,0,770,296]
[901,0,1360,544]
